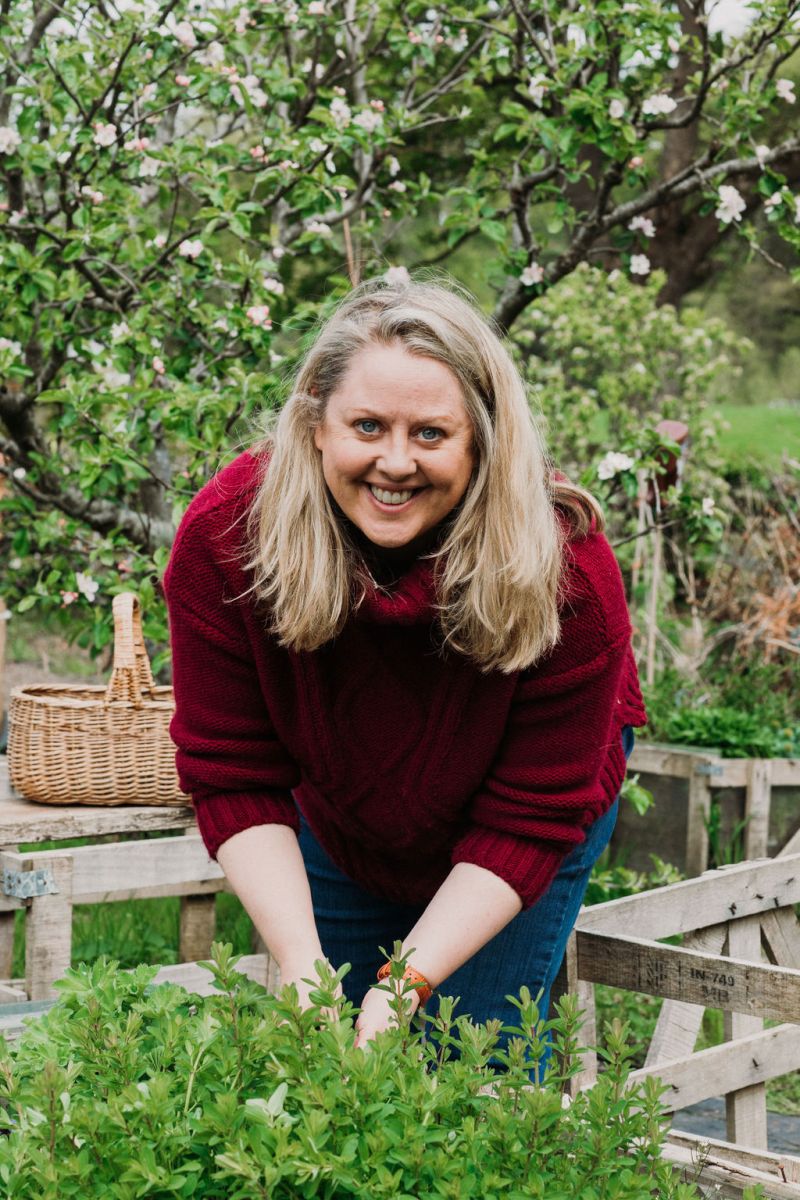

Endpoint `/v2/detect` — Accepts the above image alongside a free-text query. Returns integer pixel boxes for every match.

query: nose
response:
[376,432,416,479]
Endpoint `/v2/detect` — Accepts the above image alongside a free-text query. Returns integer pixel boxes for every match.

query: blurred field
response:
[715,401,800,467]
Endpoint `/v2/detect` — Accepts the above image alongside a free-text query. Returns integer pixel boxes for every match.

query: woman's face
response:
[313,341,476,549]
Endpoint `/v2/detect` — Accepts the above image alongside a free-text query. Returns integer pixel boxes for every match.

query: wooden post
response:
[744,759,772,861]
[24,854,74,1001]
[686,764,712,877]
[724,916,767,1149]
[560,929,598,1095]
[178,828,216,961]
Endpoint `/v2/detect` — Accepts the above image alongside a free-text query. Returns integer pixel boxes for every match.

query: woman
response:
[163,275,647,1072]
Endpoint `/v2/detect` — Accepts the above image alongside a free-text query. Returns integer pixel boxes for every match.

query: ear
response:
[313,422,323,452]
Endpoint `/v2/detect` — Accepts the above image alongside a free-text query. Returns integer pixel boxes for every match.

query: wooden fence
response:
[628,742,800,875]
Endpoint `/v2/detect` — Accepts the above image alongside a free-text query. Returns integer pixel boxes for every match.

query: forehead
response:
[329,342,468,419]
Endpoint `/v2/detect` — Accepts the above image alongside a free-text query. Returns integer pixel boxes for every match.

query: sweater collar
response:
[354,555,440,625]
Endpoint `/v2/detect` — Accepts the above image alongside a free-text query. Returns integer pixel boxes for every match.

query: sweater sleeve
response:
[450,533,633,911]
[163,509,301,860]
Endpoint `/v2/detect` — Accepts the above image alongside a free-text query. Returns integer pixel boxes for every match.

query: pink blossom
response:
[353,109,382,133]
[262,276,285,295]
[520,263,545,286]
[629,254,651,276]
[776,78,796,104]
[152,356,166,374]
[60,591,79,606]
[764,193,783,212]
[175,74,191,87]
[628,155,644,169]
[308,0,325,11]
[80,186,105,205]
[246,304,272,327]
[179,238,204,259]
[250,145,266,159]
[370,99,385,112]
[330,96,352,129]
[125,135,151,152]
[388,180,406,192]
[152,234,167,248]
[667,36,681,53]
[92,122,118,147]
[408,30,423,44]
[139,156,160,178]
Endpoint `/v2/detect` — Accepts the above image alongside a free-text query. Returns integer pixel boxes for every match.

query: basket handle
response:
[104,593,157,708]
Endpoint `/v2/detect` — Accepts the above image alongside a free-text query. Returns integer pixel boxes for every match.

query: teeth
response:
[369,485,415,506]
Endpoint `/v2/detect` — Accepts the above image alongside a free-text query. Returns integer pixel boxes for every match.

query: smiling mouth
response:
[365,483,426,507]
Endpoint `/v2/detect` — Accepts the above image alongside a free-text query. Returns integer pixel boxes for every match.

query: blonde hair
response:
[243,275,604,674]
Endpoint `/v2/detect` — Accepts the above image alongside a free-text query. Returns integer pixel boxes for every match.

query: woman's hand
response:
[280,959,343,1022]
[354,983,420,1050]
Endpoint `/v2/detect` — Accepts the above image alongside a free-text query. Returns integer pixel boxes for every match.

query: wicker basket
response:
[8,593,188,806]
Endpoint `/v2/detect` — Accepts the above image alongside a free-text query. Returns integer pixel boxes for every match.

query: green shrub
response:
[0,945,708,1200]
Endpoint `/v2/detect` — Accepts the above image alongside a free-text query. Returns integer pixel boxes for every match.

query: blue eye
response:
[356,419,379,434]
[419,427,442,441]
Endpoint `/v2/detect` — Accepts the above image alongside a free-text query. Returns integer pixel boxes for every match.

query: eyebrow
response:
[345,407,459,424]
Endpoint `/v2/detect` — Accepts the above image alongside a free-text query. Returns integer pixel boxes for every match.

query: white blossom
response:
[715,184,746,225]
[387,155,400,176]
[667,36,681,53]
[139,156,160,178]
[160,14,197,47]
[246,304,272,327]
[0,127,21,155]
[110,321,131,342]
[12,467,27,480]
[75,572,100,603]
[597,451,635,480]
[608,98,626,119]
[308,0,326,12]
[272,245,286,259]
[794,195,800,223]
[755,144,770,167]
[764,192,783,212]
[628,215,656,238]
[384,265,410,285]
[629,253,651,276]
[330,96,352,129]
[97,365,130,389]
[642,93,677,116]
[353,109,383,133]
[776,78,796,104]
[197,40,225,67]
[388,180,406,192]
[179,238,204,259]
[92,122,118,147]
[528,75,549,106]
[701,496,716,516]
[152,233,167,249]
[140,82,157,101]
[80,186,105,205]
[306,219,332,236]
[520,263,545,286]
[0,337,22,357]
[152,355,165,374]
[231,74,268,108]
[262,276,285,295]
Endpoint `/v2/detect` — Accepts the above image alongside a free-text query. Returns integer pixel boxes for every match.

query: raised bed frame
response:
[629,742,800,876]
[562,851,800,1197]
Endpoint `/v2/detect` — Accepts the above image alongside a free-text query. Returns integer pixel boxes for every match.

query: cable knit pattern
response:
[162,450,647,910]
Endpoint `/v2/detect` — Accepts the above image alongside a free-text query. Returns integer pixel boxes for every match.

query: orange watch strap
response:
[376,961,433,1007]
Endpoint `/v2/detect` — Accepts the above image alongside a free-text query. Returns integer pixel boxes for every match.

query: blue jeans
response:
[298,724,635,1078]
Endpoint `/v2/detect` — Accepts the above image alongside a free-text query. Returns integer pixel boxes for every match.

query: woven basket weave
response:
[8,593,188,806]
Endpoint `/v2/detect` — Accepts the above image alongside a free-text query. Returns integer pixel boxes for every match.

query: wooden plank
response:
[576,854,800,940]
[686,766,712,877]
[0,984,26,1002]
[772,759,800,787]
[724,916,766,1148]
[1,835,227,903]
[0,910,15,978]
[666,1130,800,1186]
[578,930,800,1022]
[0,761,195,842]
[663,1136,800,1199]
[781,827,800,858]
[644,923,727,1068]
[761,909,800,969]
[630,1022,800,1112]
[24,854,74,1001]
[150,954,269,997]
[745,759,772,861]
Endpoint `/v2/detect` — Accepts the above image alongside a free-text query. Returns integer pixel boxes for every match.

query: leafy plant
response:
[0,943,709,1199]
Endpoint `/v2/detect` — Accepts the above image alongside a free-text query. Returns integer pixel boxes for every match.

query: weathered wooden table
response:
[0,758,229,1000]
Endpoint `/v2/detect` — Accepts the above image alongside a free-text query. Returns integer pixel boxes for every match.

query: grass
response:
[714,400,800,467]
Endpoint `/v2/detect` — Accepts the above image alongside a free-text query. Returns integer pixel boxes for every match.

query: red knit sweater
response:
[163,450,647,911]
